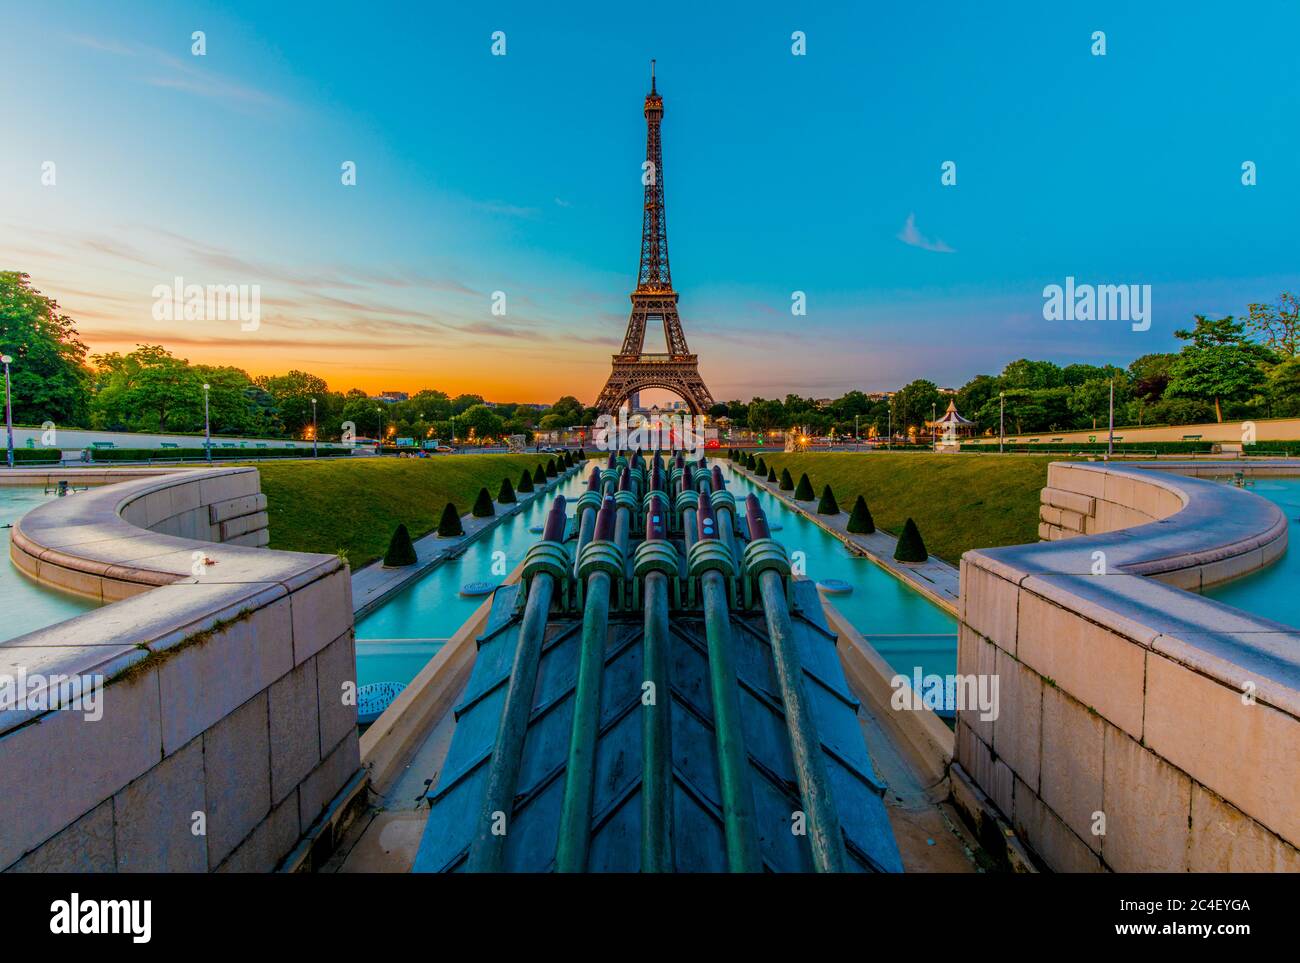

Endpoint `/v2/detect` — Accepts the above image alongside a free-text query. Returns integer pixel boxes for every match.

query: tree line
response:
[4,271,1296,442]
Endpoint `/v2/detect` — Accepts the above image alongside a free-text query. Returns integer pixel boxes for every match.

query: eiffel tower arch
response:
[594,62,716,417]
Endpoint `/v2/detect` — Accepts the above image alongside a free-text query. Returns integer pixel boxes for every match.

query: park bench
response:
[91,441,115,449]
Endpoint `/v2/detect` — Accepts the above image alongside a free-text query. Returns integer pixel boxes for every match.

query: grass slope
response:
[254,455,548,568]
[756,453,1059,563]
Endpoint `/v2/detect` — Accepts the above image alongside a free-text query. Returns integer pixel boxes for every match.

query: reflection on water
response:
[1202,477,1299,628]
[1,488,99,642]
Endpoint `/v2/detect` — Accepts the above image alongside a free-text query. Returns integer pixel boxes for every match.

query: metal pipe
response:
[467,496,568,872]
[555,496,618,872]
[695,491,762,872]
[744,494,846,872]
[640,505,673,872]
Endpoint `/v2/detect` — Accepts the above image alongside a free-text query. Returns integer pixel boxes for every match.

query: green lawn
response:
[755,452,1061,564]
[253,455,558,568]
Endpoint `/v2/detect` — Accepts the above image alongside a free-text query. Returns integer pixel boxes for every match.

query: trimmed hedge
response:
[545,458,558,477]
[518,469,534,493]
[766,466,777,482]
[383,524,418,567]
[85,445,352,461]
[472,486,495,517]
[959,440,1214,454]
[437,502,464,537]
[817,484,839,515]
[847,495,875,534]
[779,468,794,491]
[497,477,516,503]
[756,457,767,475]
[793,472,815,501]
[532,465,546,486]
[894,517,928,562]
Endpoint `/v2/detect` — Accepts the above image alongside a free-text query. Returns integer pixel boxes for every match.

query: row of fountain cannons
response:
[411,449,904,873]
[522,450,796,615]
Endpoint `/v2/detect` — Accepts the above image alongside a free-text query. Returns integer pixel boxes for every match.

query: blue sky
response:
[2,0,1297,402]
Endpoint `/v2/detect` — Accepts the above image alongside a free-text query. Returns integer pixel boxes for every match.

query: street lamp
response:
[202,383,211,463]
[376,408,383,453]
[932,402,937,448]
[855,414,860,448]
[451,415,457,444]
[887,405,892,451]
[310,397,318,458]
[999,391,1005,454]
[1,355,12,469]
[1107,378,1115,459]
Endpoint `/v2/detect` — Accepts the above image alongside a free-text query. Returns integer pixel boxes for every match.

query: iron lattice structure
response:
[594,64,716,416]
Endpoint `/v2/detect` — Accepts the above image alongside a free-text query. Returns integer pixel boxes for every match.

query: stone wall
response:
[957,462,1299,871]
[0,467,359,872]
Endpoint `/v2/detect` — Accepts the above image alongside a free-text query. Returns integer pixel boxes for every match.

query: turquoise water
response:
[1202,477,1299,628]
[355,463,957,689]
[717,463,958,679]
[355,471,592,683]
[1,488,99,641]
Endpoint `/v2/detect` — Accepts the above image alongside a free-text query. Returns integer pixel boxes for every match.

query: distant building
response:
[375,391,409,403]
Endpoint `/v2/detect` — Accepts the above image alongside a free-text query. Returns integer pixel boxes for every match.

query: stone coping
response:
[1,466,343,736]
[965,461,1299,715]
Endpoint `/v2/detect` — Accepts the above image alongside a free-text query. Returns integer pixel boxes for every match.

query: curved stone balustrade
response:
[956,461,1298,873]
[0,467,359,873]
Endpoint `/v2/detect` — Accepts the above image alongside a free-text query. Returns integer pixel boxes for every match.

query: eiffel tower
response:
[593,62,715,416]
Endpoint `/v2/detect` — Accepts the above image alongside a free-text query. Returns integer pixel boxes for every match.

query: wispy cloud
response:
[66,33,288,113]
[897,213,955,253]
[470,199,539,218]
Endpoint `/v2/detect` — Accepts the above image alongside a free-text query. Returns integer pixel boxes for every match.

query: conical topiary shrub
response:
[767,466,777,483]
[545,458,557,477]
[472,486,495,518]
[437,502,464,538]
[518,469,534,493]
[383,523,417,567]
[533,465,546,486]
[779,467,794,491]
[756,457,767,475]
[794,472,815,501]
[817,484,839,515]
[894,517,928,562]
[562,451,572,468]
[847,495,875,534]
[498,477,516,503]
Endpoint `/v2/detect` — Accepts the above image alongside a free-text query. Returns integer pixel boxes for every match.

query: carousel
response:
[926,399,975,452]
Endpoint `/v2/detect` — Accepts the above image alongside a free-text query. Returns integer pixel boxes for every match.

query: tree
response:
[459,403,504,441]
[1245,293,1299,358]
[1066,374,1129,429]
[0,272,91,426]
[1266,358,1300,417]
[91,345,202,432]
[890,380,941,435]
[1165,315,1275,422]
[256,370,330,436]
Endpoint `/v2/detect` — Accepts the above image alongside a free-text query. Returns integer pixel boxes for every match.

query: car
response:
[435,445,454,453]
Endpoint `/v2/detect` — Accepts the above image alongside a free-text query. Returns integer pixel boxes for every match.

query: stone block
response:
[992,648,1042,792]
[1101,725,1191,872]
[269,658,320,805]
[219,511,269,540]
[1188,784,1300,872]
[1012,775,1103,873]
[1042,487,1095,517]
[157,596,294,755]
[290,568,353,665]
[113,737,208,871]
[315,632,358,755]
[961,563,1019,655]
[299,728,360,832]
[209,493,267,524]
[1039,683,1104,852]
[1016,590,1145,738]
[0,670,162,870]
[203,692,272,867]
[1144,653,1299,845]
[8,800,115,872]
[217,790,301,873]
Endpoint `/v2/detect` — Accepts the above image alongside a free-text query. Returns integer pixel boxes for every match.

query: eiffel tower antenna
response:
[593,64,715,416]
